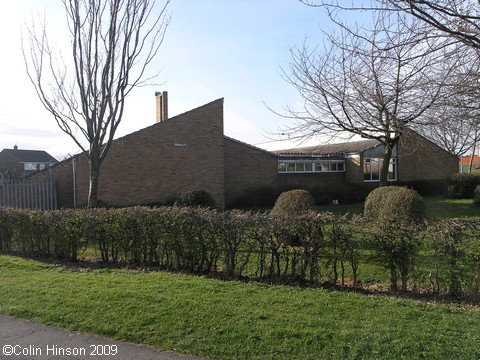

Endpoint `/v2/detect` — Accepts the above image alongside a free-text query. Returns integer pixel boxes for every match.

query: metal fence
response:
[0,179,58,210]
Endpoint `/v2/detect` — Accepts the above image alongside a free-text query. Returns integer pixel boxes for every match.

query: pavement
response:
[0,314,209,360]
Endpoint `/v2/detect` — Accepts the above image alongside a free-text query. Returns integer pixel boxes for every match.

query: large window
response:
[278,159,345,173]
[363,158,396,182]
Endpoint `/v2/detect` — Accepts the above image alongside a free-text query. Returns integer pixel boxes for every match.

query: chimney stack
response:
[155,91,168,123]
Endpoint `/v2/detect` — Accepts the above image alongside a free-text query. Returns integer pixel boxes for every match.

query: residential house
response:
[0,146,58,180]
[459,155,480,173]
[29,94,458,208]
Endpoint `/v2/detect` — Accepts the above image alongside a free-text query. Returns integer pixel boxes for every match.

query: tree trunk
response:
[380,143,394,187]
[469,152,474,174]
[88,157,101,208]
[468,128,479,173]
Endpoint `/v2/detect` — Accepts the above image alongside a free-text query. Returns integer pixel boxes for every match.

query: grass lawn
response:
[1,255,480,359]
[316,196,480,219]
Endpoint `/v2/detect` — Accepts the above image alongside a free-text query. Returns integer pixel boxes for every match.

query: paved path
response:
[0,315,208,360]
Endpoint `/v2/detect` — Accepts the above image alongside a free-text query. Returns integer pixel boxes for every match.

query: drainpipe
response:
[72,157,77,208]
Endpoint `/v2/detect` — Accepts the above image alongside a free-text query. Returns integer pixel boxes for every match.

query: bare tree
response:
[23,0,171,208]
[282,10,456,185]
[383,1,480,49]
[302,1,480,50]
[415,51,480,169]
[299,1,480,172]
[418,115,477,157]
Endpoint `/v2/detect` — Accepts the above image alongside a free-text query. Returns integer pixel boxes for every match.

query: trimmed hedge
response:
[447,173,480,199]
[1,206,480,299]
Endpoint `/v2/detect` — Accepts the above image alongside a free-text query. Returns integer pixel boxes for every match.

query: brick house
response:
[0,146,58,180]
[30,95,458,208]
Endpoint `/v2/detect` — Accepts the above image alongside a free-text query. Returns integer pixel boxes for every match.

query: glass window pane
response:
[287,163,295,172]
[363,161,371,180]
[388,159,396,180]
[295,163,305,172]
[278,162,286,172]
[337,162,345,171]
[305,163,313,172]
[371,159,380,180]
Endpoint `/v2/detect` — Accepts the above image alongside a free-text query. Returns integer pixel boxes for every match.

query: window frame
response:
[363,157,397,182]
[278,159,346,174]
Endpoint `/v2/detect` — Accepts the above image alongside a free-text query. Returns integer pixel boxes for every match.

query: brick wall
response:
[223,138,278,206]
[397,130,458,181]
[31,99,226,208]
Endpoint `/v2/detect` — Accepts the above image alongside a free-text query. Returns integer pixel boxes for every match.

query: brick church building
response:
[30,93,458,208]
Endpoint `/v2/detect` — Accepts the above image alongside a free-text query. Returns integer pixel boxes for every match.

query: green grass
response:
[1,255,480,359]
[316,197,480,219]
[424,197,479,219]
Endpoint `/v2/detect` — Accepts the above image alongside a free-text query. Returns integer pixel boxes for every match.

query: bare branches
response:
[302,0,480,49]
[284,10,453,140]
[23,0,171,207]
[282,7,458,185]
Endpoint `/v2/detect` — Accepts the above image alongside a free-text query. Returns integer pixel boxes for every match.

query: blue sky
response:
[0,0,332,159]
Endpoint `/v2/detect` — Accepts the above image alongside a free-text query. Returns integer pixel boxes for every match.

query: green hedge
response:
[1,206,480,299]
[447,173,480,199]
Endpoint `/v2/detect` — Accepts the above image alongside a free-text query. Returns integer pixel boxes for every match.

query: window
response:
[363,158,396,182]
[24,163,38,171]
[278,159,345,173]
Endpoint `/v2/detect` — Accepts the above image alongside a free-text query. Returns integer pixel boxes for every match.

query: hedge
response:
[447,173,480,199]
[1,206,480,299]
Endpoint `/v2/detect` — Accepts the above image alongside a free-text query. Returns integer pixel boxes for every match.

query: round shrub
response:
[271,189,314,216]
[364,186,425,225]
[175,188,215,208]
[474,185,480,207]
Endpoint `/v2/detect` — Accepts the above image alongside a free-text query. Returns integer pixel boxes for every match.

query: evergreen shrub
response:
[474,185,480,207]
[175,188,215,208]
[447,173,480,199]
[271,189,314,216]
[364,186,425,225]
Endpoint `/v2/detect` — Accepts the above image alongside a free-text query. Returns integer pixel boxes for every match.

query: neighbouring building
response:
[459,155,480,173]
[29,94,459,208]
[0,146,58,180]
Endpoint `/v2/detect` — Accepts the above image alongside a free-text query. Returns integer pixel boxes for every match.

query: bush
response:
[364,186,425,225]
[175,188,215,208]
[447,173,480,199]
[271,189,314,216]
[474,185,480,207]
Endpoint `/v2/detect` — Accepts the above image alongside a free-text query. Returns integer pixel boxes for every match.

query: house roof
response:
[274,139,381,157]
[1,148,57,163]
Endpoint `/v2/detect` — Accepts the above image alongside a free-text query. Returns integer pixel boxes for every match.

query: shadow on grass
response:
[12,252,480,309]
